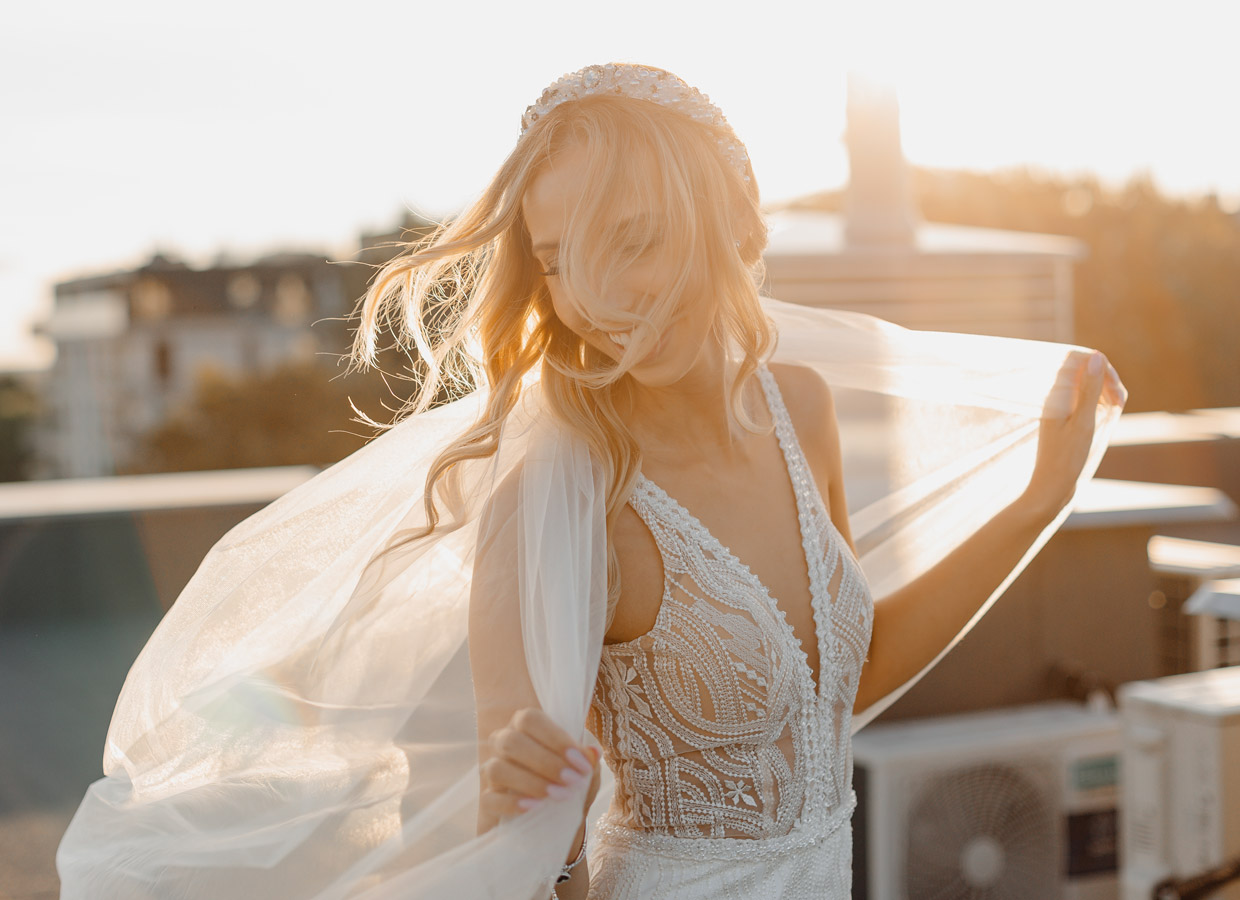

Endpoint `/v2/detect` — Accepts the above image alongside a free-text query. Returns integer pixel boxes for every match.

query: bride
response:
[57,63,1124,899]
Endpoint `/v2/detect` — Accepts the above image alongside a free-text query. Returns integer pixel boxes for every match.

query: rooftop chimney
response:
[843,71,919,247]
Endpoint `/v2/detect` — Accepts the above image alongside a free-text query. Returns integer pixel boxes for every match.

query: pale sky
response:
[2,0,1237,369]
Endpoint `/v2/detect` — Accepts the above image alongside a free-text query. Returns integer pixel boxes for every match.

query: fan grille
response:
[905,763,1058,900]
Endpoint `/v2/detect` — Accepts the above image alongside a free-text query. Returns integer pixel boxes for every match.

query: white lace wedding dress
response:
[585,367,875,899]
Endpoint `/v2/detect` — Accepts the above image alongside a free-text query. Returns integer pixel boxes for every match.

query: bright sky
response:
[2,0,1237,369]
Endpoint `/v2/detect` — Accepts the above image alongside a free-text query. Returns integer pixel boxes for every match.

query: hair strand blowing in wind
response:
[348,63,773,616]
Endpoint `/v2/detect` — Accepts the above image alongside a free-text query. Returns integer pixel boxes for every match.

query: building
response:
[35,251,352,478]
[764,74,1084,343]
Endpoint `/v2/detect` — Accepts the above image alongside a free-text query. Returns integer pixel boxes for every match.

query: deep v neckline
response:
[633,366,828,700]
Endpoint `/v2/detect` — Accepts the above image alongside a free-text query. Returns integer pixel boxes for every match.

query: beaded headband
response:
[520,63,752,182]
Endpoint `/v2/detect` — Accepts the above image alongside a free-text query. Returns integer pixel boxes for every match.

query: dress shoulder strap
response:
[754,364,800,467]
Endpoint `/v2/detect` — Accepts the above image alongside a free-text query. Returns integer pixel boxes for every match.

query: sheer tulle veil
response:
[56,297,1123,898]
[56,66,1125,900]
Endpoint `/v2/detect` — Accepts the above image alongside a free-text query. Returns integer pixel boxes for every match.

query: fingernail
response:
[545,783,572,801]
[1088,352,1102,375]
[517,797,545,811]
[565,748,591,775]
[560,767,584,786]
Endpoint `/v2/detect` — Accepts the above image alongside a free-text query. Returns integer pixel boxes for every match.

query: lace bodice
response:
[587,366,874,843]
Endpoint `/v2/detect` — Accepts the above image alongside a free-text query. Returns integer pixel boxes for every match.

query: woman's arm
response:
[469,470,599,899]
[853,489,1053,714]
[774,353,1114,718]
[854,352,1111,714]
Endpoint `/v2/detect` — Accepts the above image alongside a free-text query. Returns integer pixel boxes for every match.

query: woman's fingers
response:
[482,755,567,800]
[511,707,572,751]
[1048,349,1121,421]
[1073,352,1106,418]
[1059,355,1102,458]
[490,725,587,788]
[1077,351,1125,411]
[1061,351,1107,422]
[481,706,600,817]
[514,708,596,775]
[1026,350,1115,517]
[1043,351,1092,419]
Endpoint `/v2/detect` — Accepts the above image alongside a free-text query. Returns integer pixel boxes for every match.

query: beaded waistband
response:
[591,790,856,863]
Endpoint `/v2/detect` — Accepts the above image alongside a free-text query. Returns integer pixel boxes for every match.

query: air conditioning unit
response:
[1118,665,1240,900]
[1146,536,1240,675]
[852,701,1120,900]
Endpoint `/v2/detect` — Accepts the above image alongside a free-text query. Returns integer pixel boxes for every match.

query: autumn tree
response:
[123,362,406,474]
[791,167,1240,413]
[913,167,1240,412]
[0,374,38,481]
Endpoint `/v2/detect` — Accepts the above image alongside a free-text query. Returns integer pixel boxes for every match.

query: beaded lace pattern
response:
[587,366,874,853]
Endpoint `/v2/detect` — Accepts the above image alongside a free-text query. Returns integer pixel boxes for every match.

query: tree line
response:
[5,169,1234,479]
[801,166,1239,414]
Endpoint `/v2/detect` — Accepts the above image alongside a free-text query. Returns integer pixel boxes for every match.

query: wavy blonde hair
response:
[350,84,774,615]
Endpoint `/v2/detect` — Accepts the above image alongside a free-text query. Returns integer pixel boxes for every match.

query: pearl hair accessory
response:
[521,63,752,182]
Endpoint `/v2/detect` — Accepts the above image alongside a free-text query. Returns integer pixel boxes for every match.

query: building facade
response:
[36,252,352,478]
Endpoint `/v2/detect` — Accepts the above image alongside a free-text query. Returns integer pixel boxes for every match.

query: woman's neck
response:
[618,356,767,469]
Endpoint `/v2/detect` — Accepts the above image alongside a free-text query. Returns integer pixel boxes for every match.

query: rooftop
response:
[765,209,1088,260]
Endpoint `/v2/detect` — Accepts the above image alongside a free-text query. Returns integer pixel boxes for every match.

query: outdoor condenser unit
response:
[852,701,1121,900]
[1118,665,1240,900]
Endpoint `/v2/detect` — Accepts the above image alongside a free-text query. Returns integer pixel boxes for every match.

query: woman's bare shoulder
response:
[766,361,856,549]
[766,361,838,450]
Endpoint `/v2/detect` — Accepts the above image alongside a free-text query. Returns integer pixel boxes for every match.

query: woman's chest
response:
[606,449,815,651]
[592,506,872,751]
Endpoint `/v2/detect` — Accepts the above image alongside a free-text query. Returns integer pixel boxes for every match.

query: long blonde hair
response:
[350,86,774,613]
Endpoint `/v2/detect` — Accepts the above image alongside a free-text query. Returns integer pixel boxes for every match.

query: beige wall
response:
[878,524,1164,722]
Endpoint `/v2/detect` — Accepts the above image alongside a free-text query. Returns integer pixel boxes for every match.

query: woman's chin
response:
[609,324,721,388]
[622,353,710,389]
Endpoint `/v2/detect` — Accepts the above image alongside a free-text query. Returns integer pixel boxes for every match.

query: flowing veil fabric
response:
[56,296,1124,899]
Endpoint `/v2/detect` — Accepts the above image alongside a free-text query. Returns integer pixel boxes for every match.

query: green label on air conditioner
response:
[1072,755,1119,790]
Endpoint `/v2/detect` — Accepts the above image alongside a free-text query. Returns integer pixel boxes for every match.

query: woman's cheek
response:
[549,290,584,336]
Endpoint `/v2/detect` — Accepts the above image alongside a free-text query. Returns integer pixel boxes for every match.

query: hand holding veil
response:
[57,297,1124,899]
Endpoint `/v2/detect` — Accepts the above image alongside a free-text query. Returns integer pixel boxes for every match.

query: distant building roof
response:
[1064,478,1237,530]
[48,250,339,324]
[1109,408,1240,446]
[765,210,1087,260]
[35,292,128,341]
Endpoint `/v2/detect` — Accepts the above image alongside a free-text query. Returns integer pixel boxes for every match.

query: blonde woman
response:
[58,64,1124,900]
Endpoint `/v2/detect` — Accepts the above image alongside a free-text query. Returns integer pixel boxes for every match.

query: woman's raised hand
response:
[480,706,600,822]
[1023,350,1125,521]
